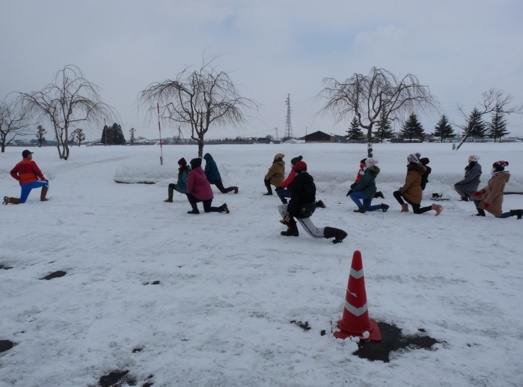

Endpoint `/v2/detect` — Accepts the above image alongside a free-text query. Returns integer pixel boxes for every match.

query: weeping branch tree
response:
[0,97,31,152]
[455,88,522,150]
[139,57,257,157]
[318,67,438,157]
[18,65,114,160]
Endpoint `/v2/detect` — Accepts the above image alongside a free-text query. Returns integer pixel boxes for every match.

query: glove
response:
[350,183,356,189]
[484,203,490,209]
[346,190,353,197]
[473,191,482,196]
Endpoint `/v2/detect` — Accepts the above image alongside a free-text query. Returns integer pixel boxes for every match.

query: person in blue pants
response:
[347,158,389,213]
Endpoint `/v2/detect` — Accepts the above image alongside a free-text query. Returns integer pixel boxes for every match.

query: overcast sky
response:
[1,0,522,140]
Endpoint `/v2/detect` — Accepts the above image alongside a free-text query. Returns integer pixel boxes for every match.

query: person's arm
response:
[10,165,19,181]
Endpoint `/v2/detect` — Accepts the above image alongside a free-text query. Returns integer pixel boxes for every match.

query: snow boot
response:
[4,197,20,205]
[510,209,523,220]
[432,204,443,216]
[40,186,49,202]
[374,191,384,199]
[324,227,347,244]
[164,187,174,202]
[316,200,326,208]
[187,202,200,214]
[381,204,389,212]
[475,208,486,217]
[281,219,299,237]
[218,203,230,214]
[353,207,366,213]
[401,203,409,212]
[233,186,239,194]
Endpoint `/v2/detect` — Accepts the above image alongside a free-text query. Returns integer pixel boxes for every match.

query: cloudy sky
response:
[1,0,522,140]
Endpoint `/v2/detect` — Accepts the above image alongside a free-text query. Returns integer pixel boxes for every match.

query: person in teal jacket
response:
[203,153,238,194]
[164,157,191,202]
[347,158,389,213]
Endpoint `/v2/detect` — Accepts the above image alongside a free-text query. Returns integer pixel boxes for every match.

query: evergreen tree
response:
[346,117,364,142]
[401,113,425,142]
[432,115,455,142]
[101,123,126,145]
[36,124,47,147]
[466,108,487,139]
[374,111,395,143]
[488,105,509,142]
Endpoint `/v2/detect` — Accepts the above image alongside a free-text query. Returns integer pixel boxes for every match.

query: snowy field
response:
[1,142,523,387]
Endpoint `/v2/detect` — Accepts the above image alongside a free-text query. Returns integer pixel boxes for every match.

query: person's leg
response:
[350,191,365,208]
[277,203,288,218]
[264,179,273,195]
[473,199,485,216]
[165,183,175,202]
[275,187,289,203]
[296,217,324,239]
[186,194,200,214]
[363,198,382,211]
[204,200,229,213]
[215,180,235,194]
[393,190,409,211]
[413,204,430,214]
[19,184,33,203]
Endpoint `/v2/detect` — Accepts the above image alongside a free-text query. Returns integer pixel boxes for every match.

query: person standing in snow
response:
[454,155,482,201]
[278,161,347,243]
[3,149,49,205]
[419,157,431,191]
[392,153,443,215]
[186,158,229,215]
[203,153,238,194]
[264,153,285,197]
[347,158,389,213]
[164,157,191,203]
[471,160,523,219]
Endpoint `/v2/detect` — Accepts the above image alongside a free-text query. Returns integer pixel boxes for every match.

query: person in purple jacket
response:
[186,158,229,214]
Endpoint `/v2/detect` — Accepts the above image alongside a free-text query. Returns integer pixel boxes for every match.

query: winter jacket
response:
[400,163,426,204]
[280,169,296,189]
[265,159,285,188]
[351,166,380,199]
[454,162,482,195]
[203,153,222,184]
[287,171,316,218]
[472,171,510,217]
[187,166,214,201]
[10,159,46,185]
[174,166,191,194]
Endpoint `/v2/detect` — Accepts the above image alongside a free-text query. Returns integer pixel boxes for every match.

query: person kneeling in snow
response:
[347,158,389,213]
[278,161,347,244]
[471,160,523,219]
[186,158,229,215]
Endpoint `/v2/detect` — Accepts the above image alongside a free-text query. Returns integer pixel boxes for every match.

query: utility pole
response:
[285,94,293,139]
[274,127,278,141]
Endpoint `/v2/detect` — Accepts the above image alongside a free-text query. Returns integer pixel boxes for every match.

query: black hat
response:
[420,157,430,166]
[190,158,202,169]
[178,157,187,166]
[22,149,33,158]
[291,155,303,165]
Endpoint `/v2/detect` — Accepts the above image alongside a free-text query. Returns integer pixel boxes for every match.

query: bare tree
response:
[455,89,522,150]
[18,65,114,160]
[129,128,136,145]
[0,98,31,152]
[139,57,257,157]
[318,67,438,157]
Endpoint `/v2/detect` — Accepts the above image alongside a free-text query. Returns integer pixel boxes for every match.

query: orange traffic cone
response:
[334,250,381,341]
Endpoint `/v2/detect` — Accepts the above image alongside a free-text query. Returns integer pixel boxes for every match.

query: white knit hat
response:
[469,154,479,162]
[365,158,377,168]
[407,153,420,164]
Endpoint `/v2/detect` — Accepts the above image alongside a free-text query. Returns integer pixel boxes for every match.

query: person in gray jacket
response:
[454,155,482,201]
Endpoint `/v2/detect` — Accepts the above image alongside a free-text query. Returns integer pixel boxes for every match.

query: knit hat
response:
[365,158,377,168]
[291,155,303,165]
[492,160,509,172]
[469,154,479,162]
[420,157,430,166]
[190,158,202,169]
[274,153,285,160]
[294,160,307,172]
[178,157,187,166]
[407,153,421,164]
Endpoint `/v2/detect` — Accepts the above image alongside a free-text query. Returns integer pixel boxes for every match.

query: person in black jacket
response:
[278,161,347,244]
[419,157,431,191]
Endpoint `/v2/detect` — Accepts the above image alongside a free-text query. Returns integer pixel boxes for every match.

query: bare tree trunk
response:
[197,138,204,158]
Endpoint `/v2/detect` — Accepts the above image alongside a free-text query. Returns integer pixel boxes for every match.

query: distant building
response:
[304,131,332,143]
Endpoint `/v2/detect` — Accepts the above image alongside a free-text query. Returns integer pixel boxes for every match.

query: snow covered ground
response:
[1,142,522,387]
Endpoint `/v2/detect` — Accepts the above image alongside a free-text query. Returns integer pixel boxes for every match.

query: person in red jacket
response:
[3,149,49,205]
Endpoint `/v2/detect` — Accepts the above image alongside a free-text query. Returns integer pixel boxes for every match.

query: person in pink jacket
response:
[186,158,229,215]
